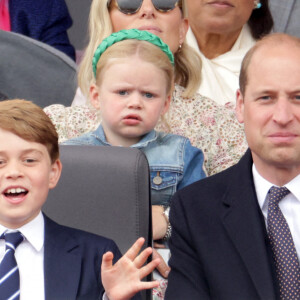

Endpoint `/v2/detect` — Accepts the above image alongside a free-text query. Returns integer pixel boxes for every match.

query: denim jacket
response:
[63,125,206,206]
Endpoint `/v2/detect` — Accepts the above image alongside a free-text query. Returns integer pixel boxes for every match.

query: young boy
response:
[0,99,159,300]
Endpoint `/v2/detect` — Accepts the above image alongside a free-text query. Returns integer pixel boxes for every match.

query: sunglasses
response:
[108,0,181,15]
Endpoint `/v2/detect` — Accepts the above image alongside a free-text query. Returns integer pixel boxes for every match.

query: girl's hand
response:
[101,237,160,300]
[152,248,171,278]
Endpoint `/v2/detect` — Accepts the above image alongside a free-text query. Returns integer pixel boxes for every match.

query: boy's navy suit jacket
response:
[42,214,121,299]
[9,0,75,60]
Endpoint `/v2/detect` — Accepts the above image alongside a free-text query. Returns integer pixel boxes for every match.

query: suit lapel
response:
[43,215,82,300]
[221,150,277,300]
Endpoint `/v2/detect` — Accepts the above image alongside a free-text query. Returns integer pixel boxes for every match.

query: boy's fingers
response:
[134,247,153,268]
[139,258,161,279]
[101,251,114,270]
[137,280,160,291]
[124,237,145,261]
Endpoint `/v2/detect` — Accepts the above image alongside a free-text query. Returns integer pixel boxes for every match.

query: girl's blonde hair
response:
[78,0,201,100]
[95,39,174,96]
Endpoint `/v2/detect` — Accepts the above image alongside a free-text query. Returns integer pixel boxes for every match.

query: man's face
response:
[236,43,300,180]
[0,129,61,228]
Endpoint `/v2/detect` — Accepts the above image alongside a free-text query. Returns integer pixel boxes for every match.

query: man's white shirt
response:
[253,164,300,260]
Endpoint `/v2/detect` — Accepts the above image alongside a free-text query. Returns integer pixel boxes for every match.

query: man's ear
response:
[89,83,101,110]
[235,89,245,124]
[48,159,62,190]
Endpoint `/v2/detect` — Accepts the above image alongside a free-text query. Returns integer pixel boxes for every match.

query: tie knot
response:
[269,186,290,205]
[1,232,24,251]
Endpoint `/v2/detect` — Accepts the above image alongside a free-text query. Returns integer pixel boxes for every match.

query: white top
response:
[253,165,300,260]
[0,212,45,300]
[186,25,256,105]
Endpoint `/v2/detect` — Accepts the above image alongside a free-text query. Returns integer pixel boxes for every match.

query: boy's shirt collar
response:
[94,125,158,148]
[0,211,44,252]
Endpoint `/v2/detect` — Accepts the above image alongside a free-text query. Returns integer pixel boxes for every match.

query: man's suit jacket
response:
[42,214,122,300]
[9,0,75,60]
[269,0,300,38]
[165,150,280,300]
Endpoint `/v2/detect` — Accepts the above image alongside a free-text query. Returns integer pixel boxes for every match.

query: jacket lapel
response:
[43,215,82,300]
[221,150,277,300]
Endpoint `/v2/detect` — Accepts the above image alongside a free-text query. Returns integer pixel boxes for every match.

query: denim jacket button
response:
[153,175,163,185]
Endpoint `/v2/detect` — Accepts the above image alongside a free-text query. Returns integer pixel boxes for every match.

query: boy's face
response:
[0,128,61,229]
[90,57,171,146]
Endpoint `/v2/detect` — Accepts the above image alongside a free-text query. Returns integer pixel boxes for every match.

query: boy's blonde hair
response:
[0,100,59,163]
[78,0,201,100]
[95,39,174,95]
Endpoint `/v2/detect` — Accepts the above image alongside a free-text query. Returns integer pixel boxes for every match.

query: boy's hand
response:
[101,237,160,300]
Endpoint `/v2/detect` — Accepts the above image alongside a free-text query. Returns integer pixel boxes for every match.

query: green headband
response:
[92,29,174,78]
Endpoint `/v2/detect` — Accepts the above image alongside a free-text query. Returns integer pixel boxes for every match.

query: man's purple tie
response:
[267,186,300,299]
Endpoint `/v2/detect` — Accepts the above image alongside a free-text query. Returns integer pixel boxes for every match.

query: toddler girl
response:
[64,28,206,245]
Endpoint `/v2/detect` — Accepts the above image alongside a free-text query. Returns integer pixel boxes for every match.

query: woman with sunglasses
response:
[78,0,201,101]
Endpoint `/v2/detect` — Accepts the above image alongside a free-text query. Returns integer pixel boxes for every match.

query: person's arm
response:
[165,192,210,299]
[151,206,171,278]
[152,138,206,242]
[177,139,207,190]
[152,139,206,280]
[40,0,75,60]
[152,205,168,241]
[101,238,160,300]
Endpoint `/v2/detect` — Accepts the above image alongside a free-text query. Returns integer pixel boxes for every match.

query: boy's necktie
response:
[0,231,24,300]
[267,186,300,299]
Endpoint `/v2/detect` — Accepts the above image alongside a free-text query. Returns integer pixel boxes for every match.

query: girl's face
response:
[90,57,171,147]
[109,0,188,53]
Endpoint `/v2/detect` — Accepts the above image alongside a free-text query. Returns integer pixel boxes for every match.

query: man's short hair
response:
[239,33,300,96]
[0,99,59,163]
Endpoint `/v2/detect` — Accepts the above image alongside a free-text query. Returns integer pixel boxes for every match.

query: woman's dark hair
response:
[248,0,273,39]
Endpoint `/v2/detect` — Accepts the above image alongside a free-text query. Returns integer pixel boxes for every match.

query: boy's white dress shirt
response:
[0,212,45,300]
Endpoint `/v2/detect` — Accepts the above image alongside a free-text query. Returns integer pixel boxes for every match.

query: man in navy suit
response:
[8,0,75,60]
[0,99,159,299]
[165,33,300,300]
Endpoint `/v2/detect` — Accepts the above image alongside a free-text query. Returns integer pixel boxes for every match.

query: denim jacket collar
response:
[93,125,158,148]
